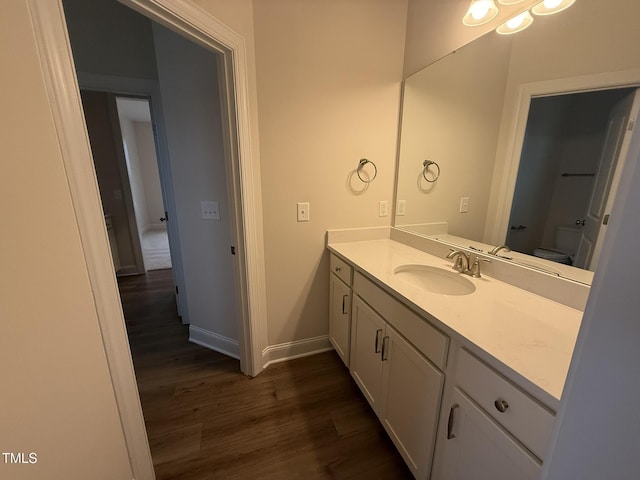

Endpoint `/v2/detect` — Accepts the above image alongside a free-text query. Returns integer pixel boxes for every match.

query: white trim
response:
[26,1,154,478]
[189,326,240,359]
[262,336,334,368]
[119,0,267,377]
[488,68,640,244]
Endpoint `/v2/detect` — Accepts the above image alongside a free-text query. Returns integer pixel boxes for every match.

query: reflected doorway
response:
[115,97,172,272]
[506,87,639,271]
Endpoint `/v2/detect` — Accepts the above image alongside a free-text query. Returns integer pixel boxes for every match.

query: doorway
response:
[115,96,172,272]
[506,87,639,271]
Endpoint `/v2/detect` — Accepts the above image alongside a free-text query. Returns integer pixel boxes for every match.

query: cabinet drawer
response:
[354,272,449,369]
[456,349,555,461]
[330,253,352,286]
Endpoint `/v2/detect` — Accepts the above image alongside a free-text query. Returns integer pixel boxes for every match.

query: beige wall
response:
[0,1,133,478]
[252,0,407,345]
[403,0,544,77]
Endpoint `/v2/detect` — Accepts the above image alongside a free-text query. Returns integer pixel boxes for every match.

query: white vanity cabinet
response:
[436,388,541,480]
[350,272,448,479]
[433,348,555,480]
[329,254,353,366]
[326,239,569,480]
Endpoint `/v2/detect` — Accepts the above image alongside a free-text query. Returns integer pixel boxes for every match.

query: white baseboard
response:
[189,325,240,359]
[262,335,333,369]
[144,223,166,234]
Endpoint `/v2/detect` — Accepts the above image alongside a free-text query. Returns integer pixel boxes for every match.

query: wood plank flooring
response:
[119,269,412,479]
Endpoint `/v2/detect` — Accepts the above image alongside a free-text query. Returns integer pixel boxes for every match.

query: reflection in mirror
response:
[394,0,640,285]
[507,89,636,271]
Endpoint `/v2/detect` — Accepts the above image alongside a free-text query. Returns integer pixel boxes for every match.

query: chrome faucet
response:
[470,258,491,278]
[447,249,470,273]
[488,245,512,256]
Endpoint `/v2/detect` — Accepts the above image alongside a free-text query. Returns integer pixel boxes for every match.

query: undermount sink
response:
[393,264,476,296]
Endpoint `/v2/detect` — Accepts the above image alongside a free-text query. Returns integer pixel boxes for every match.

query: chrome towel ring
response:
[357,158,377,183]
[422,160,441,183]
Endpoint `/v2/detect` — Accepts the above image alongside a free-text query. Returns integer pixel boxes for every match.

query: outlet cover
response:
[379,200,388,217]
[297,202,310,222]
[201,201,220,220]
[397,200,406,216]
[459,197,470,213]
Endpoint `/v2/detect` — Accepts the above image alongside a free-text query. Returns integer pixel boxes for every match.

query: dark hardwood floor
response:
[119,269,412,480]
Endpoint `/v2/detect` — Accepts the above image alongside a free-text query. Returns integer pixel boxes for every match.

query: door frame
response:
[26,0,268,478]
[488,68,640,247]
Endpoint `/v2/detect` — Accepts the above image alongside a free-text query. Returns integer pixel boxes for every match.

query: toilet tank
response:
[556,225,581,254]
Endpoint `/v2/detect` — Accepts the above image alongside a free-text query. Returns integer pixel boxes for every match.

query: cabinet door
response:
[381,326,444,480]
[435,388,540,480]
[329,274,351,367]
[350,296,386,416]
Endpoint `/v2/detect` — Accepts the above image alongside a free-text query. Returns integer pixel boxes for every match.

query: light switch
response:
[459,197,470,213]
[201,201,220,220]
[297,202,310,222]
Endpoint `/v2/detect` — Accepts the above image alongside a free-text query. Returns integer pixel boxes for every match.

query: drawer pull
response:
[341,294,349,314]
[447,403,460,439]
[494,399,509,413]
[381,336,389,361]
[335,266,342,272]
[374,329,383,353]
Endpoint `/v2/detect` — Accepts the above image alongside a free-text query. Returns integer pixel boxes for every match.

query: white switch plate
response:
[397,200,406,216]
[459,197,470,213]
[201,201,220,220]
[379,200,388,217]
[297,202,310,222]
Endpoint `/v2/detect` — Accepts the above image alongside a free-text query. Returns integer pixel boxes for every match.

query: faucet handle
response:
[471,258,491,278]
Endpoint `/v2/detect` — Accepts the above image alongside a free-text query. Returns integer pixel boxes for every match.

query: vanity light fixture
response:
[462,0,499,26]
[531,0,576,16]
[496,10,534,35]
[497,0,526,4]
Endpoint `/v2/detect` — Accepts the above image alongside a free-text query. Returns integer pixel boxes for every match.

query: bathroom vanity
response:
[327,228,584,480]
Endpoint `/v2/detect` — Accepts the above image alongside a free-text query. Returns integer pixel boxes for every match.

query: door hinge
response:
[628,119,635,131]
[175,285,179,295]
[230,246,236,255]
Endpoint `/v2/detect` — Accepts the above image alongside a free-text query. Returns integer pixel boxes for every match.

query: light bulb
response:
[506,12,527,28]
[496,10,534,34]
[463,0,499,26]
[532,0,576,16]
[471,1,491,20]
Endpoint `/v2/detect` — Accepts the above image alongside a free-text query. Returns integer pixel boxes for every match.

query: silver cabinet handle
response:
[374,329,383,353]
[381,336,389,361]
[494,399,509,413]
[447,404,460,439]
[341,294,348,314]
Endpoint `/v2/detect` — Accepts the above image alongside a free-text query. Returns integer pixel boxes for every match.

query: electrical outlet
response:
[297,202,310,222]
[379,200,388,217]
[397,200,406,216]
[201,201,220,220]
[459,197,470,213]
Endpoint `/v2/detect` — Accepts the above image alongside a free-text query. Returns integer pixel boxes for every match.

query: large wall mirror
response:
[394,0,640,285]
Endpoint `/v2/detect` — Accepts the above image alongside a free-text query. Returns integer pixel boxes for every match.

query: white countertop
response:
[328,238,583,409]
